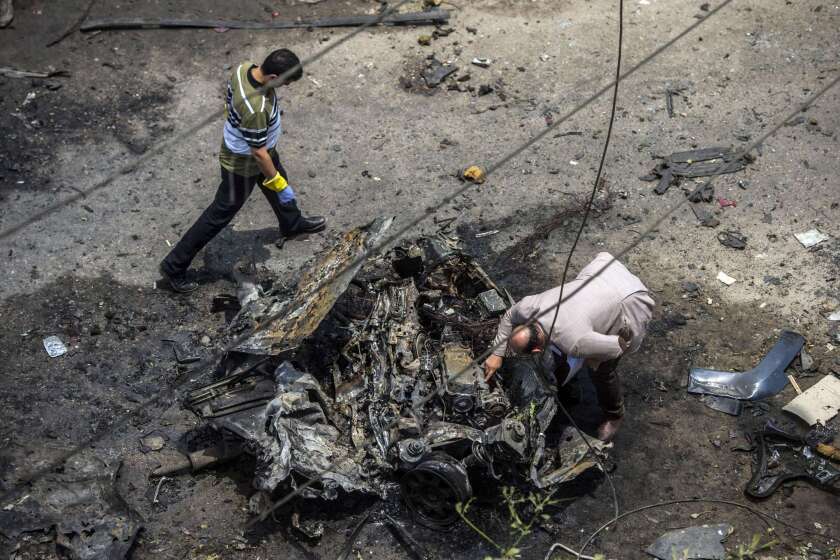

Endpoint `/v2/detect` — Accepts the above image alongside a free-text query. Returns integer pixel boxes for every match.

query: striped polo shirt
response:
[219,62,282,176]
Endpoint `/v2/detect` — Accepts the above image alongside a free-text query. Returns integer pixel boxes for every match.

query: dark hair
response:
[521,323,542,353]
[261,49,303,83]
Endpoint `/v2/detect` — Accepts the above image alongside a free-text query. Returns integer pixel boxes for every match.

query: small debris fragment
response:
[471,57,492,68]
[475,230,499,238]
[152,476,168,504]
[646,524,733,560]
[794,229,829,248]
[691,204,719,227]
[701,395,743,416]
[717,196,736,208]
[717,230,747,250]
[0,66,69,79]
[477,84,493,96]
[828,310,840,321]
[461,165,486,184]
[417,34,432,46]
[681,281,701,294]
[799,348,815,372]
[140,434,166,452]
[716,271,736,285]
[423,58,457,87]
[687,183,715,203]
[43,335,67,358]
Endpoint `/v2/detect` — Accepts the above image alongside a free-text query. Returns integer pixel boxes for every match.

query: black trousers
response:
[162,156,301,276]
[555,356,625,419]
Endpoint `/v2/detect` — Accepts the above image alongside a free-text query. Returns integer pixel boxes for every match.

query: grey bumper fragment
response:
[687,330,804,400]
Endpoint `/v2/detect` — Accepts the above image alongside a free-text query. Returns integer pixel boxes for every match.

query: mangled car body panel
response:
[230,217,394,355]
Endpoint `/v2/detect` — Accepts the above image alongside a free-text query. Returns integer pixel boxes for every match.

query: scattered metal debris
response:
[745,422,840,498]
[828,309,840,321]
[644,147,751,194]
[688,330,805,400]
[80,10,450,32]
[783,375,840,426]
[686,182,714,203]
[717,230,746,250]
[646,524,733,560]
[799,348,815,372]
[700,395,743,416]
[475,229,499,238]
[0,457,141,559]
[140,432,167,452]
[152,476,168,504]
[176,221,608,527]
[423,58,457,87]
[471,57,492,68]
[162,337,201,364]
[0,66,69,79]
[794,229,829,248]
[691,204,719,227]
[42,335,67,358]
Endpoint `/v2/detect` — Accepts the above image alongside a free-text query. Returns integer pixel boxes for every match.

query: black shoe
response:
[285,215,327,236]
[159,263,198,293]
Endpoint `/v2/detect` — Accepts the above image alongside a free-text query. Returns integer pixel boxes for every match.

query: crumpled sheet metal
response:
[646,524,733,560]
[687,330,804,400]
[0,456,141,560]
[233,217,393,355]
[531,427,610,489]
[254,362,383,498]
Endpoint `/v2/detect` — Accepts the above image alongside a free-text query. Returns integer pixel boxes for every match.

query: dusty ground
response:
[1,0,839,558]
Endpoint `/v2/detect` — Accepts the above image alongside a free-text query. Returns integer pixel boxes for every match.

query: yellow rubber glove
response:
[262,172,288,192]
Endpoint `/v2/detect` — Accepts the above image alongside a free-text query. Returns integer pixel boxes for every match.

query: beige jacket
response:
[491,252,654,361]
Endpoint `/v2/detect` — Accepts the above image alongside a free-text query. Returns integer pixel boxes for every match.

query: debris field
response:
[0,0,838,559]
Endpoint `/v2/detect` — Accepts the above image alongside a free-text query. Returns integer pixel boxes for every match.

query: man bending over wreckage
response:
[483,252,654,442]
[159,48,326,293]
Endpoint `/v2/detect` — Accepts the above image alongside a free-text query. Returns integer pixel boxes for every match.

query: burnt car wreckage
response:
[163,218,608,528]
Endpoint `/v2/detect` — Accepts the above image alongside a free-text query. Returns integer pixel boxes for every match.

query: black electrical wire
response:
[536,0,625,523]
[544,0,623,347]
[566,497,838,560]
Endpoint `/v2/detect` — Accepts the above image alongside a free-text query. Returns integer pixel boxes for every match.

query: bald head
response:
[509,323,544,354]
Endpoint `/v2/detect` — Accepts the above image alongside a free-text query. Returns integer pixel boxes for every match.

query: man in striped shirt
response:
[160,49,325,292]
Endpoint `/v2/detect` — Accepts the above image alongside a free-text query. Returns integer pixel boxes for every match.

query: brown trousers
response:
[590,358,625,419]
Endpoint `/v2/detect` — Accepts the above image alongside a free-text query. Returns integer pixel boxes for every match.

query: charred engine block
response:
[440,343,509,428]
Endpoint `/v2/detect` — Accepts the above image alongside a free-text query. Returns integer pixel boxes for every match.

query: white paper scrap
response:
[794,229,829,248]
[717,271,736,285]
[783,375,840,426]
[43,336,67,358]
